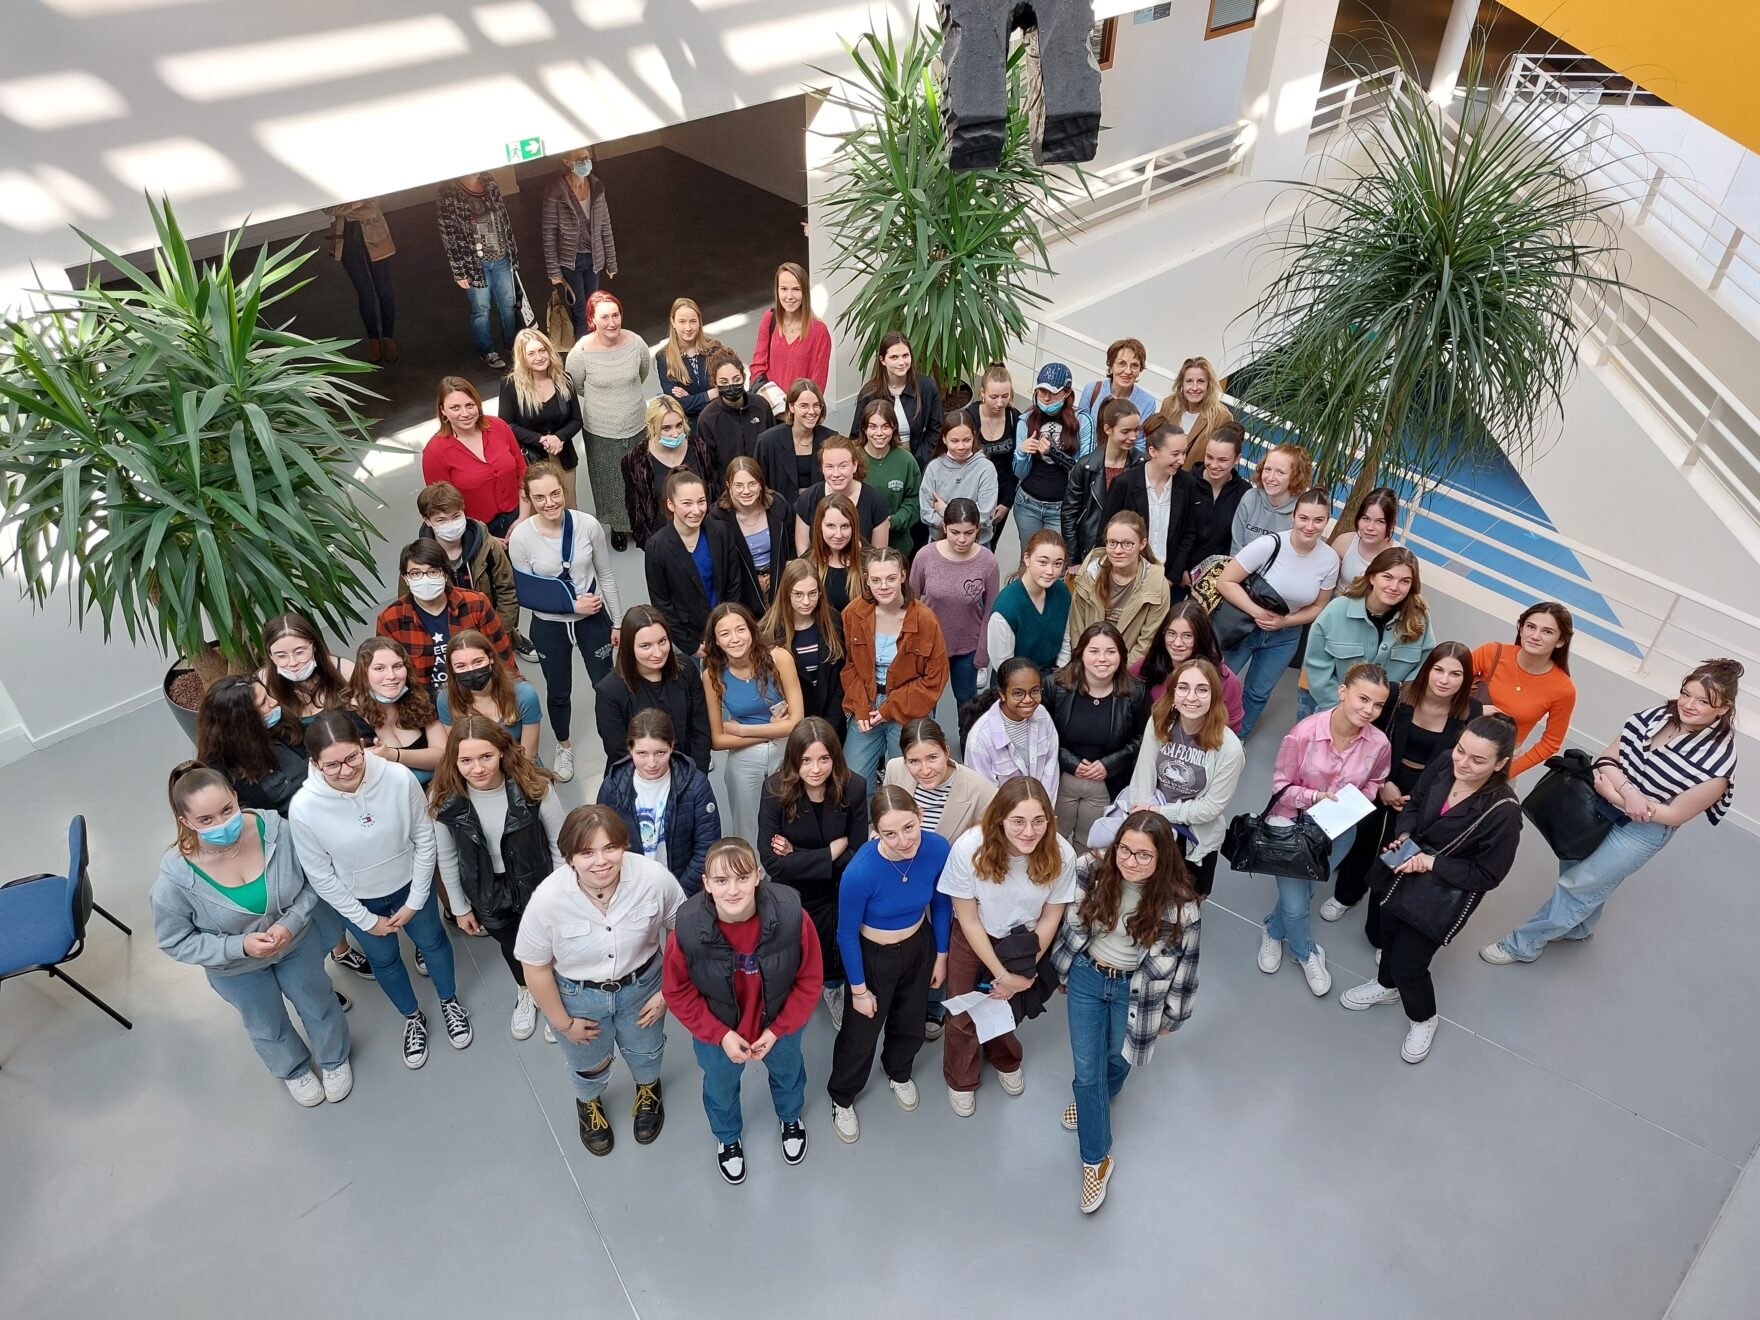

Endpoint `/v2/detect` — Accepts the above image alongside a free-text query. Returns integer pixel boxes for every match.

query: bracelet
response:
[393,747,401,763]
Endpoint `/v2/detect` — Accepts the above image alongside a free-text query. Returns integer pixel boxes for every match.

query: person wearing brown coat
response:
[840,548,949,787]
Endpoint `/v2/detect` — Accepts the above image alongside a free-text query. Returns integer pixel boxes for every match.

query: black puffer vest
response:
[674,883,804,1032]
[434,780,554,927]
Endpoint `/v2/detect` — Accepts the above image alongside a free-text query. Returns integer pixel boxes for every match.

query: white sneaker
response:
[511,987,538,1040]
[544,1021,556,1044]
[1375,948,1382,966]
[1318,896,1350,922]
[998,1067,1026,1096]
[1301,945,1332,997]
[832,1103,860,1143]
[947,1087,976,1117]
[1340,979,1401,1010]
[1402,1016,1440,1063]
[1257,930,1284,974]
[285,1071,325,1107]
[824,984,845,1032]
[889,1077,919,1111]
[552,745,576,783]
[1480,942,1516,965]
[320,1061,353,1103]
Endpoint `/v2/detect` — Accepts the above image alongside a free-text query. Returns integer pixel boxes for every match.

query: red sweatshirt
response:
[663,911,824,1045]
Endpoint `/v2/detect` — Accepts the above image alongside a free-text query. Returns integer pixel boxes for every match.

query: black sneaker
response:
[513,635,541,661]
[331,947,374,979]
[440,997,472,1049]
[578,1097,613,1155]
[402,1011,429,1069]
[610,531,630,552]
[335,990,352,1013]
[413,947,429,978]
[716,1140,746,1184]
[780,1120,808,1165]
[632,1079,665,1144]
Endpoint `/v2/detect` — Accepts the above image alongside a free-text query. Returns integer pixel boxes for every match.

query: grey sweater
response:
[151,811,318,978]
[1230,486,1297,553]
[919,453,1001,544]
[566,334,651,439]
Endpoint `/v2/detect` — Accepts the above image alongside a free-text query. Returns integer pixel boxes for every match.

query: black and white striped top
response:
[1617,706,1738,826]
[912,780,952,835]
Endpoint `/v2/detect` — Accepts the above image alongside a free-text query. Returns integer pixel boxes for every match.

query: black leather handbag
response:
[1209,534,1290,651]
[1522,748,1624,862]
[1380,797,1519,944]
[1221,785,1333,883]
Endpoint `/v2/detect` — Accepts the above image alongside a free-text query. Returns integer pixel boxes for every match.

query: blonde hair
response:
[1158,355,1233,461]
[644,395,687,446]
[662,297,724,386]
[508,328,570,416]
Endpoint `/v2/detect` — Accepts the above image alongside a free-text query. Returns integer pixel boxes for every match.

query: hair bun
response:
[1711,658,1746,679]
[1484,710,1518,730]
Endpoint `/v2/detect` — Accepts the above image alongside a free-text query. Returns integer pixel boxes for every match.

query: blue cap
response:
[1035,362,1073,391]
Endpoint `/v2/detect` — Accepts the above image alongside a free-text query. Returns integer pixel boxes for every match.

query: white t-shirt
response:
[632,771,670,858]
[1335,532,1398,584]
[1144,470,1174,562]
[513,853,685,982]
[1234,532,1340,612]
[938,827,1078,938]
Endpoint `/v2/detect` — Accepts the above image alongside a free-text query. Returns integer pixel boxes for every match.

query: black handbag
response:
[1209,534,1290,651]
[1221,785,1333,883]
[1381,798,1519,944]
[1522,748,1624,862]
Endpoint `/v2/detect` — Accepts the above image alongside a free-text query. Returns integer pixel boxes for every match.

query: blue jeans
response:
[1499,820,1673,961]
[1223,625,1304,738]
[345,883,457,1016]
[1066,955,1134,1166]
[690,1028,807,1144]
[339,223,395,339]
[1010,491,1062,546]
[948,652,978,707]
[1295,687,1320,721]
[552,962,667,1101]
[1263,825,1356,962]
[464,256,519,356]
[843,717,902,787]
[206,929,350,1080]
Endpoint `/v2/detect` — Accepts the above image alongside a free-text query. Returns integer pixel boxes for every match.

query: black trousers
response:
[827,922,935,1106]
[485,919,525,988]
[1187,850,1218,898]
[777,879,844,987]
[1367,901,1441,1022]
[1333,803,1396,908]
[531,613,614,742]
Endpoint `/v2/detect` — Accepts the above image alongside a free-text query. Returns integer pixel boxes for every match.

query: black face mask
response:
[454,667,494,692]
[717,383,746,405]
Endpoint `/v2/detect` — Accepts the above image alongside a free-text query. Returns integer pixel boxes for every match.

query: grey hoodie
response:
[151,811,317,977]
[288,756,437,931]
[1230,485,1297,553]
[919,452,1001,544]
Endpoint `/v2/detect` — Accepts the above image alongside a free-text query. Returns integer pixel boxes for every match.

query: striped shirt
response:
[1617,705,1737,825]
[913,780,952,834]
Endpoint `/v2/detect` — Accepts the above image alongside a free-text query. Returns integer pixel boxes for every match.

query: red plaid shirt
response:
[375,587,514,692]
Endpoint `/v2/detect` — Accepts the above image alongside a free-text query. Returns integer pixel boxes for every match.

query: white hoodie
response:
[288,755,437,931]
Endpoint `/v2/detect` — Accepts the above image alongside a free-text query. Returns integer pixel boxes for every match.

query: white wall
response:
[1088,1,1254,170]
[1600,105,1755,235]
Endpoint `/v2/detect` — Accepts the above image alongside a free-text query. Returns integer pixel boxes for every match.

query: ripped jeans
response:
[550,960,666,1102]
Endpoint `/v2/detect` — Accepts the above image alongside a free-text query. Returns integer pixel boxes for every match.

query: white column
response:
[1236,0,1344,180]
[1428,0,1477,104]
[804,92,870,421]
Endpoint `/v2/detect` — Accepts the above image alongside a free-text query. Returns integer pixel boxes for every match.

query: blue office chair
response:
[0,816,133,1050]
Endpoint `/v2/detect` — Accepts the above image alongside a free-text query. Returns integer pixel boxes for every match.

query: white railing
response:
[1060,121,1249,229]
[1501,53,1665,109]
[1308,64,1404,137]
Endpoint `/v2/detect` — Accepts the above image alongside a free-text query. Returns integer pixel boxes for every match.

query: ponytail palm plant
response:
[1236,31,1638,515]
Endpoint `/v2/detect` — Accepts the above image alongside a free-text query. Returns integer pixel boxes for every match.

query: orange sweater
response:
[1471,642,1576,776]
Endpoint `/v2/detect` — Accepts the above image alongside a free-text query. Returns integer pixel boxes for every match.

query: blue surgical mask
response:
[1041,399,1064,415]
[198,814,246,847]
[263,706,283,729]
[659,429,687,450]
[372,684,409,704]
[572,160,593,178]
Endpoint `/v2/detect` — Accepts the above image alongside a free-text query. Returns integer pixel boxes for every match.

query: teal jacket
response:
[1303,594,1434,708]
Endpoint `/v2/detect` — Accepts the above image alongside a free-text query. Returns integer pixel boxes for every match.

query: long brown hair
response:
[1401,641,1476,722]
[774,717,851,822]
[168,760,238,857]
[762,559,844,665]
[434,375,483,436]
[973,776,1063,887]
[427,716,554,813]
[1515,601,1575,675]
[1338,546,1429,643]
[260,612,350,715]
[1078,811,1199,945]
[346,637,438,732]
[1055,621,1136,698]
[1150,657,1227,750]
[1669,658,1744,740]
[717,455,775,510]
[615,604,680,690]
[807,494,866,604]
[197,674,293,784]
[450,629,522,724]
[864,330,914,391]
[701,603,781,707]
[770,261,816,339]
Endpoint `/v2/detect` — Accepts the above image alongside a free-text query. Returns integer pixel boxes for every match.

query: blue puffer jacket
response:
[596,751,722,895]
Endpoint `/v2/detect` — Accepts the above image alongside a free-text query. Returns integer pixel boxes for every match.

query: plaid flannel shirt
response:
[375,587,514,691]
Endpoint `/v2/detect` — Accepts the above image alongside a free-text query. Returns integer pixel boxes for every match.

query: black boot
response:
[632,1079,665,1144]
[577,1097,613,1155]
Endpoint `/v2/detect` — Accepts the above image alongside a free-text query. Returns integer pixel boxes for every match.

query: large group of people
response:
[149,273,1742,1217]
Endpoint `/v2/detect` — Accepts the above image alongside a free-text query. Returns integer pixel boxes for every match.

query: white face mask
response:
[431,516,467,542]
[276,659,318,682]
[408,576,448,603]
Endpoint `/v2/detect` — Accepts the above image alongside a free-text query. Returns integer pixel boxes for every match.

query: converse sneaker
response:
[285,1070,325,1107]
[717,1140,746,1184]
[998,1068,1026,1097]
[632,1080,665,1144]
[320,1061,354,1103]
[1480,942,1517,965]
[780,1120,808,1165]
[577,1098,613,1155]
[889,1077,919,1111]
[1402,1016,1440,1063]
[513,635,541,662]
[1341,979,1401,1010]
[1257,930,1284,974]
[413,947,429,977]
[947,1087,976,1117]
[1080,1157,1115,1214]
[1301,945,1332,997]
[331,946,374,978]
[1062,1103,1078,1131]
[832,1103,860,1143]
[402,1011,430,1069]
[440,997,473,1049]
[511,988,538,1040]
[552,745,576,783]
[823,984,845,1032]
[1318,896,1351,922]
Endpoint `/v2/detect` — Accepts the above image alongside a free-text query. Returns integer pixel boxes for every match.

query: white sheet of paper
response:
[1305,782,1376,839]
[941,989,1019,1043]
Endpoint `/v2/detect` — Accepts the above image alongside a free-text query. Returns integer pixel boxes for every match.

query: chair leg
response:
[47,966,133,1030]
[92,903,132,935]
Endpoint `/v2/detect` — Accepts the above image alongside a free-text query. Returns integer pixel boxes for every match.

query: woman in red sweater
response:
[750,262,831,411]
[1470,601,1577,777]
[422,376,529,538]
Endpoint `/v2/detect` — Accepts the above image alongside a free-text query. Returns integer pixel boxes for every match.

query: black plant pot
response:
[163,659,200,744]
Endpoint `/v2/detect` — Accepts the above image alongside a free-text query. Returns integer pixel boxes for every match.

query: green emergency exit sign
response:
[504,137,545,163]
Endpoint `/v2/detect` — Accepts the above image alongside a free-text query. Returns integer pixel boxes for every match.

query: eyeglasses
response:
[1005,687,1043,701]
[318,749,365,774]
[405,571,446,584]
[1117,844,1157,867]
[1104,538,1139,550]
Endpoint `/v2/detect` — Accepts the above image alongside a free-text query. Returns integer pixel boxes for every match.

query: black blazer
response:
[695,395,777,484]
[1171,470,1251,580]
[1101,462,1196,582]
[785,614,847,727]
[1045,677,1149,798]
[592,660,713,772]
[755,422,831,513]
[712,500,795,609]
[643,518,762,655]
[850,373,944,468]
[757,774,869,906]
[1063,447,1144,564]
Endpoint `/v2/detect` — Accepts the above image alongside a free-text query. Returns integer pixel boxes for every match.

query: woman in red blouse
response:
[422,376,529,538]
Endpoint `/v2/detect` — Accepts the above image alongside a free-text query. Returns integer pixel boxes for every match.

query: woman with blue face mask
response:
[622,396,712,549]
[1011,362,1095,545]
[543,147,619,338]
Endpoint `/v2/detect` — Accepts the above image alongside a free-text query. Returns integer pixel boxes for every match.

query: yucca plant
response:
[814,23,1084,399]
[1236,30,1638,516]
[0,197,384,700]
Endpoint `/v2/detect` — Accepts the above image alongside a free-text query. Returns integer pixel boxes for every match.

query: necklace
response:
[879,847,917,882]
[580,877,620,911]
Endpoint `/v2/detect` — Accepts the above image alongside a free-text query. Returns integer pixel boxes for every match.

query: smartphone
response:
[1382,838,1421,868]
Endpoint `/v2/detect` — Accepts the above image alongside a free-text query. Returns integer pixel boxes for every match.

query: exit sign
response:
[504,137,545,163]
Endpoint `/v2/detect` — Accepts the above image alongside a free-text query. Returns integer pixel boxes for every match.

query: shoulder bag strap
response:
[1427,794,1518,857]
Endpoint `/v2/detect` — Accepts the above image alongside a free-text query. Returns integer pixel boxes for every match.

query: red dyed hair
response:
[586,290,623,331]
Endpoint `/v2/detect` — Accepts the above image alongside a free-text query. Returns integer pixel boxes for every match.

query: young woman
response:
[703,602,805,842]
[437,174,520,368]
[1300,547,1433,719]
[1173,420,1250,585]
[346,638,447,785]
[517,805,681,1156]
[565,290,650,550]
[1160,355,1233,468]
[1484,658,1741,966]
[288,711,472,1068]
[1050,811,1202,1212]
[377,538,515,695]
[1323,642,1479,923]
[919,414,1000,544]
[1129,657,1247,896]
[597,708,721,896]
[653,296,722,423]
[939,776,1077,1114]
[1011,362,1095,544]
[1076,336,1158,435]
[758,718,867,1029]
[987,530,1072,673]
[415,479,523,650]
[1255,663,1392,998]
[828,786,953,1143]
[429,717,564,1041]
[644,469,760,657]
[1100,412,1193,581]
[856,398,922,551]
[1065,511,1171,667]
[436,629,543,763]
[756,379,833,512]
[1331,486,1401,583]
[499,328,582,509]
[908,499,998,708]
[198,675,317,817]
[762,558,847,729]
[1230,441,1311,552]
[154,763,351,1106]
[969,362,1022,541]
[1132,600,1245,731]
[1047,622,1149,844]
[696,348,778,476]
[1062,398,1143,564]
[260,612,353,725]
[664,838,823,1182]
[623,396,712,550]
[847,331,943,466]
[594,604,714,773]
[884,718,1000,843]
[1216,488,1341,738]
[508,459,622,781]
[1345,714,1524,1064]
[542,146,618,336]
[324,198,396,362]
[793,434,889,552]
[421,376,528,539]
[750,262,832,399]
[1470,602,1578,777]
[840,548,949,785]
[962,657,1060,800]
[801,493,868,618]
[714,455,792,606]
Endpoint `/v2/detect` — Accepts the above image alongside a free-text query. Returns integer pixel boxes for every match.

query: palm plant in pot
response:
[0,197,384,738]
